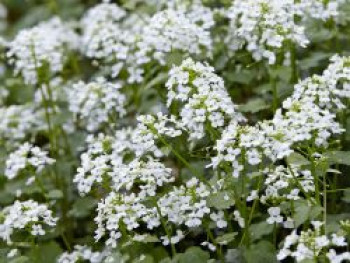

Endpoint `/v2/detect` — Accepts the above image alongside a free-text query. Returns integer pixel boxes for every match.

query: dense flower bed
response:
[1,0,350,262]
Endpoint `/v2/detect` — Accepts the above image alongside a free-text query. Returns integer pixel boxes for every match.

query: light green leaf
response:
[47,189,63,200]
[215,232,237,245]
[286,152,310,167]
[207,191,235,210]
[250,221,274,241]
[239,98,269,113]
[324,151,350,166]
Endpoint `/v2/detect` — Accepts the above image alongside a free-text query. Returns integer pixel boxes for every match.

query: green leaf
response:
[8,257,30,263]
[293,201,323,227]
[239,98,269,113]
[134,234,159,243]
[225,249,244,263]
[177,247,210,263]
[324,151,350,166]
[243,241,277,263]
[133,255,154,263]
[28,242,62,263]
[68,196,97,218]
[47,189,63,200]
[286,152,310,167]
[215,232,237,245]
[207,191,235,210]
[250,221,274,241]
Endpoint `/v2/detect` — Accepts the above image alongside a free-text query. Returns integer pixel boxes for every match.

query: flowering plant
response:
[1,0,350,262]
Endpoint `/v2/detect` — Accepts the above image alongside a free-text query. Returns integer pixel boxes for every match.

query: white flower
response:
[201,241,216,251]
[94,192,160,246]
[58,245,108,263]
[331,234,347,246]
[31,224,45,236]
[161,230,185,246]
[137,9,212,66]
[166,58,243,140]
[0,105,44,147]
[68,78,126,132]
[80,2,147,83]
[0,200,57,244]
[158,178,211,228]
[233,210,245,228]
[7,17,78,85]
[226,0,309,64]
[5,143,55,180]
[266,207,283,224]
[7,249,18,259]
[210,211,227,229]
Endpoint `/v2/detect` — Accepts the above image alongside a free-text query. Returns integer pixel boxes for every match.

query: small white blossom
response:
[68,78,126,132]
[0,200,57,244]
[5,143,55,180]
[7,17,78,85]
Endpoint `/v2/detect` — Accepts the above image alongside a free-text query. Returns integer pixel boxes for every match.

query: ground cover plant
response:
[1,0,350,262]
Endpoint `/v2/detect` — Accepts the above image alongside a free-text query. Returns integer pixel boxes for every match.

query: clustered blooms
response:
[7,17,78,85]
[5,142,55,180]
[226,0,309,64]
[287,55,350,112]
[2,0,350,262]
[80,1,213,83]
[80,1,146,83]
[67,78,126,132]
[278,221,350,262]
[166,58,243,140]
[225,0,340,64]
[58,245,108,263]
[210,56,346,177]
[261,165,314,204]
[158,178,211,228]
[0,200,57,244]
[73,123,166,195]
[136,9,212,66]
[0,105,44,146]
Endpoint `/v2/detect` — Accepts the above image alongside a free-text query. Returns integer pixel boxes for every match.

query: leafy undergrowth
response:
[1,0,350,262]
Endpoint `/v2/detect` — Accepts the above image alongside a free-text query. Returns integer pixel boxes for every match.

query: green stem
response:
[290,42,298,84]
[148,125,207,183]
[155,202,176,256]
[205,225,224,262]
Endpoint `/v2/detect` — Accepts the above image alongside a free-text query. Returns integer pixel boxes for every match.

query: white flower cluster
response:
[0,200,57,244]
[164,0,215,30]
[158,178,211,228]
[94,192,160,247]
[226,0,309,64]
[58,245,108,263]
[261,166,314,204]
[166,58,243,140]
[7,17,78,85]
[287,55,350,112]
[80,2,147,83]
[211,56,345,177]
[5,142,55,180]
[136,9,213,66]
[68,78,126,132]
[0,105,44,146]
[74,121,169,195]
[110,157,174,198]
[34,77,65,106]
[137,113,184,139]
[295,0,339,21]
[80,2,213,83]
[278,221,349,262]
